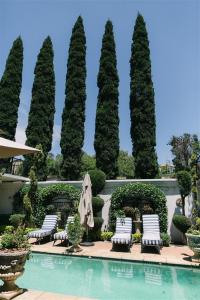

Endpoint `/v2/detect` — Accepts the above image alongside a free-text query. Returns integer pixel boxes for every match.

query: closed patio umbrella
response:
[78,172,94,246]
[0,137,40,158]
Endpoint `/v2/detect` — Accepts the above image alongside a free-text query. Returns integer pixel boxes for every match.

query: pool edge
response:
[31,250,200,269]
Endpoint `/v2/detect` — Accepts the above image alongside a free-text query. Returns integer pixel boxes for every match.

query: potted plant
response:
[0,226,30,299]
[186,217,200,258]
[67,214,84,253]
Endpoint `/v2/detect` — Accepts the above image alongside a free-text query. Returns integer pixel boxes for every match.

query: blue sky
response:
[0,0,199,163]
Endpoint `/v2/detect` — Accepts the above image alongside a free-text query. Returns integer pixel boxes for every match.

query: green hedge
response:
[110,183,168,232]
[13,184,80,226]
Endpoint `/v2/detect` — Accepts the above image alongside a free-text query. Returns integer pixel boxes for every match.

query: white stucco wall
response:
[0,182,24,214]
[0,178,194,243]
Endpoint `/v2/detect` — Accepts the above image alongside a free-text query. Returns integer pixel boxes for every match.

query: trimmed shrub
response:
[161,232,171,247]
[132,232,142,243]
[9,214,25,228]
[13,184,80,226]
[173,214,191,234]
[101,231,113,241]
[88,169,106,196]
[88,217,104,241]
[92,197,104,215]
[110,183,168,232]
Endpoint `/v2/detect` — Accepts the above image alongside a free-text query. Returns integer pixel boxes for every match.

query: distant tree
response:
[81,152,96,174]
[177,170,192,216]
[23,37,55,179]
[60,16,86,180]
[168,134,199,172]
[169,133,200,219]
[46,153,62,178]
[0,37,23,140]
[117,150,135,179]
[94,20,119,179]
[130,13,158,178]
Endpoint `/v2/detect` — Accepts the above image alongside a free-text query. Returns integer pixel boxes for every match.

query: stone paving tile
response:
[29,239,200,267]
[15,290,94,300]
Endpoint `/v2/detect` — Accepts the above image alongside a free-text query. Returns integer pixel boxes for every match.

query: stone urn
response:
[186,233,200,258]
[0,250,29,300]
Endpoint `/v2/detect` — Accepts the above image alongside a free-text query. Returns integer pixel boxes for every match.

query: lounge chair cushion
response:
[111,233,132,244]
[54,230,67,241]
[28,215,58,239]
[28,229,52,239]
[142,233,161,245]
[54,216,74,241]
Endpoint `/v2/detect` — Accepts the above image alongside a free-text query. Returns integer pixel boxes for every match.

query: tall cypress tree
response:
[130,14,158,178]
[94,20,119,179]
[0,37,23,140]
[60,16,86,180]
[24,36,55,179]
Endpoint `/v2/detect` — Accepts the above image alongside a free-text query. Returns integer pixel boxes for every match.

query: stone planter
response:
[0,250,29,300]
[186,233,200,258]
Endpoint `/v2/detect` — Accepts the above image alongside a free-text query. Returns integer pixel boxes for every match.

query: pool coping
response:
[32,250,200,269]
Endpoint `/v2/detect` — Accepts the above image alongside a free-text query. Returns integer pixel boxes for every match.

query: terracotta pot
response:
[0,250,29,300]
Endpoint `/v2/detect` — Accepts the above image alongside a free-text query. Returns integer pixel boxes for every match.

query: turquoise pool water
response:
[1,253,200,299]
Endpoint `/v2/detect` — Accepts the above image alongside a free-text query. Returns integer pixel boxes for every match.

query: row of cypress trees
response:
[0,14,158,180]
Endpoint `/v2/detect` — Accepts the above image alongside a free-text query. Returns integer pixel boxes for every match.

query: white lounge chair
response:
[111,217,132,250]
[53,216,74,245]
[141,214,162,254]
[28,215,58,243]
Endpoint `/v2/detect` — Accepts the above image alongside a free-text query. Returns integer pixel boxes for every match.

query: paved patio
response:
[15,290,93,300]
[30,239,200,267]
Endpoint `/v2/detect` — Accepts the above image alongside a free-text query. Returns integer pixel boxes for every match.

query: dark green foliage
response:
[13,183,80,226]
[173,214,191,234]
[92,196,104,215]
[88,217,104,241]
[88,196,104,241]
[9,214,25,228]
[0,227,30,250]
[94,20,119,179]
[23,167,37,226]
[60,16,86,180]
[81,153,96,175]
[161,232,171,247]
[177,171,192,215]
[130,14,158,178]
[118,150,135,179]
[168,134,199,173]
[88,169,106,196]
[0,37,23,140]
[24,37,55,178]
[110,183,168,232]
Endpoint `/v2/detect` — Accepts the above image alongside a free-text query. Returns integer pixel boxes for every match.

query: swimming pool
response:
[2,253,200,299]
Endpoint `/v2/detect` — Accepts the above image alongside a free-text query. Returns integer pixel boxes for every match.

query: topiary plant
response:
[110,183,168,232]
[92,197,104,215]
[176,171,192,216]
[9,214,25,228]
[88,169,106,196]
[67,214,84,252]
[161,232,171,247]
[173,214,191,234]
